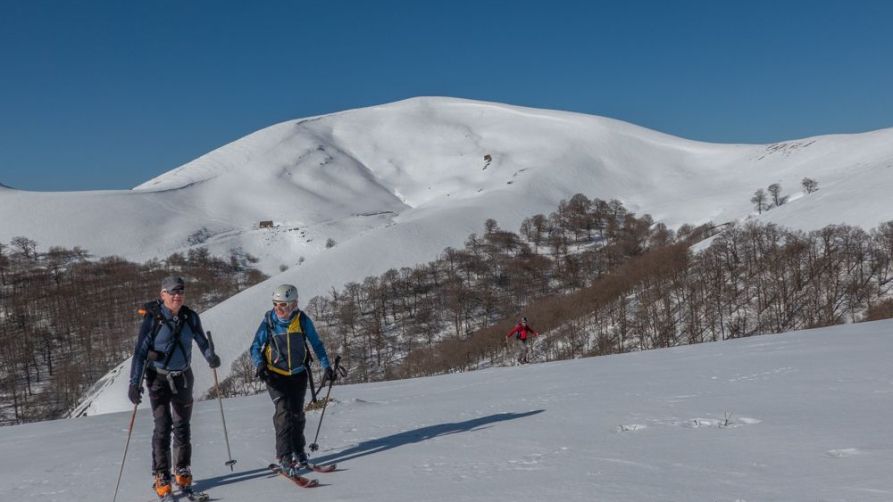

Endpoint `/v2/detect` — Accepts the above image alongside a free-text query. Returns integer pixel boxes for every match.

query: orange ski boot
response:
[153,471,172,499]
[174,466,193,488]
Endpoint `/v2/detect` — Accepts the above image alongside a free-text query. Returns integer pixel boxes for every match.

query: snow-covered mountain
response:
[4,97,893,416]
[3,320,893,502]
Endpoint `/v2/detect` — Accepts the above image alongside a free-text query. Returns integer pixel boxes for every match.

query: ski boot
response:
[175,466,210,501]
[295,451,310,469]
[175,466,193,488]
[153,471,173,501]
[279,455,298,476]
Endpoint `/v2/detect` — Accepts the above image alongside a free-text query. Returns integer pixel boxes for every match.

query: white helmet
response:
[272,284,298,303]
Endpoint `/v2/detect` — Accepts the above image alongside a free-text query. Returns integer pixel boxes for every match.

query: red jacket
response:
[507,323,538,341]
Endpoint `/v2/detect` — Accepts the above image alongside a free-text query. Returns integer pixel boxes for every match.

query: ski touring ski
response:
[148,485,210,501]
[304,462,337,473]
[180,486,210,501]
[268,463,319,488]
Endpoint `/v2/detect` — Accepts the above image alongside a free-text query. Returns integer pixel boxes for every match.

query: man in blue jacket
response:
[250,284,333,475]
[128,276,221,500]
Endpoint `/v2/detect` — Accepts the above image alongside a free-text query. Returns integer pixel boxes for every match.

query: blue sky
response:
[1,0,891,191]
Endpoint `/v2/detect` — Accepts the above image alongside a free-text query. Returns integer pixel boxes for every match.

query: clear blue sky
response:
[2,0,891,191]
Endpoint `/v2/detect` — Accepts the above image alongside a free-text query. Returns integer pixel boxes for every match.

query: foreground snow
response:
[3,319,893,501]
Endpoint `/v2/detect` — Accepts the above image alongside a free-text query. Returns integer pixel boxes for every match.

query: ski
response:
[268,463,319,488]
[180,486,210,501]
[303,462,337,473]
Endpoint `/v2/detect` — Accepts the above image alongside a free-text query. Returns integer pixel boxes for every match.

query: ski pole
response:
[206,331,237,471]
[309,355,345,452]
[112,356,151,502]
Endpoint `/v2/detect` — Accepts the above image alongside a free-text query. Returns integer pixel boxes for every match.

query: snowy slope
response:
[5,97,893,415]
[4,97,893,275]
[3,320,893,502]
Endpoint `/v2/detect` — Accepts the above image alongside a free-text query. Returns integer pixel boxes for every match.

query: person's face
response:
[161,287,185,313]
[273,300,297,318]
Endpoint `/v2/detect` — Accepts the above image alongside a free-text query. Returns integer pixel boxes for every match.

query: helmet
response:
[521,317,528,324]
[272,284,298,303]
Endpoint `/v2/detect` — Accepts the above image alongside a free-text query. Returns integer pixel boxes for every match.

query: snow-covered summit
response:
[4,97,893,415]
[3,97,893,275]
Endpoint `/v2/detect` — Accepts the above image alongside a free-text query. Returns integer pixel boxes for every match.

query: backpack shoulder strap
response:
[296,312,318,402]
[180,306,201,333]
[265,311,275,333]
[138,300,166,346]
[160,310,190,368]
[263,311,284,364]
[298,312,314,365]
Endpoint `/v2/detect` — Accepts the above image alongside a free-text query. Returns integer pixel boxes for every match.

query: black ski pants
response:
[266,371,309,460]
[147,367,194,475]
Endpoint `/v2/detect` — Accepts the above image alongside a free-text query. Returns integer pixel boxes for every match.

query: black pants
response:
[266,371,309,460]
[147,368,194,475]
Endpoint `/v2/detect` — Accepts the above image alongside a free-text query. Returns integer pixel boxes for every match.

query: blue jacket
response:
[250,309,330,376]
[129,303,213,385]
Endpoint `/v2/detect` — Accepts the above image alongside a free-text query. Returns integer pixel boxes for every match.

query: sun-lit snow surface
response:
[3,320,893,502]
[4,97,893,415]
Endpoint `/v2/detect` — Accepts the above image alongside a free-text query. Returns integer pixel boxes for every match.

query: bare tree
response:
[801,177,819,194]
[0,242,8,283]
[750,189,768,214]
[520,214,548,252]
[10,236,38,260]
[767,183,785,207]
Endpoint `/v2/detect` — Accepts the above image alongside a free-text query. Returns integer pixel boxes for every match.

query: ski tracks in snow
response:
[618,414,763,433]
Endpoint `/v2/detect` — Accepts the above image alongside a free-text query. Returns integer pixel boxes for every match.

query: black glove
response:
[324,366,336,383]
[255,365,270,382]
[128,383,143,405]
[208,353,221,369]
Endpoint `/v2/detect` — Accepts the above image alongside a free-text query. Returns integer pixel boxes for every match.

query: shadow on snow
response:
[195,409,544,491]
[315,409,545,465]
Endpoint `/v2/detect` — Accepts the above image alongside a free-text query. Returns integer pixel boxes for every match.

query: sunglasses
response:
[165,289,185,296]
[273,301,291,308]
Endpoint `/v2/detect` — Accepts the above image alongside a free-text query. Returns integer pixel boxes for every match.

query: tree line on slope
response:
[218,193,893,394]
[0,242,266,425]
[214,194,719,395]
[438,220,893,378]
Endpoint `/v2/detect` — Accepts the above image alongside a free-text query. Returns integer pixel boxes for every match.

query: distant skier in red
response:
[506,317,539,364]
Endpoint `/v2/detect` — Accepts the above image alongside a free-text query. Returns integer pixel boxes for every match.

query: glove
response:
[128,383,143,405]
[208,353,221,369]
[324,366,337,383]
[255,365,270,382]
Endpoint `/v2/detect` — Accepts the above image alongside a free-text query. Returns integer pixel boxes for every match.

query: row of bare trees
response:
[266,195,710,386]
[0,240,266,425]
[224,208,891,390]
[425,221,893,377]
[751,178,819,214]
